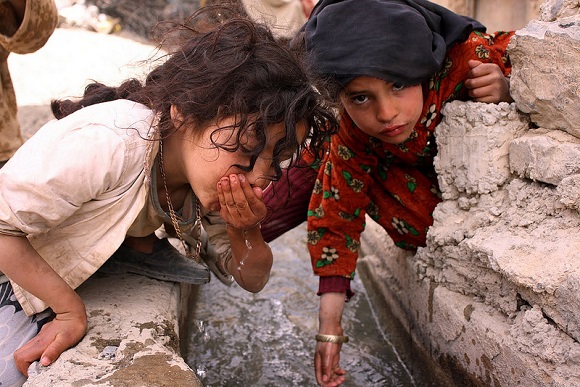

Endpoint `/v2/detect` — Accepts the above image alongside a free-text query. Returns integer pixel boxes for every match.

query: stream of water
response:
[185,223,421,386]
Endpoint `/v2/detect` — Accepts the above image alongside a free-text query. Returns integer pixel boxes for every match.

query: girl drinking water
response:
[0,6,337,384]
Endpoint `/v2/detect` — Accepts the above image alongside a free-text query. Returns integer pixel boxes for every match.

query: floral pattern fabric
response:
[307,30,515,279]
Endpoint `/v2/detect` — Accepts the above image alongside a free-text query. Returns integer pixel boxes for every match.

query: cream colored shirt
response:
[0,100,229,315]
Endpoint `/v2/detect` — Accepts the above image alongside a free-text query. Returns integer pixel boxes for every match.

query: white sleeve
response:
[0,121,128,235]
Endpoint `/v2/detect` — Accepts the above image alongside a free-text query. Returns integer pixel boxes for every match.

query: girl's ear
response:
[170,105,184,129]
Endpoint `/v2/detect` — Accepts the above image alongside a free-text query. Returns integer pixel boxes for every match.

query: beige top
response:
[0,100,230,316]
[0,0,58,160]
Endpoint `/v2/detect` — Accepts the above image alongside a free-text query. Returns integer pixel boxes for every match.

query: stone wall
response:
[359,1,580,385]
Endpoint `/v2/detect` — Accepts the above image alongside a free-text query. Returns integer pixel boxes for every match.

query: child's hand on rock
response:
[465,59,513,103]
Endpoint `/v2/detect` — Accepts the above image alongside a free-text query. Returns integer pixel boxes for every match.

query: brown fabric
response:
[0,0,58,161]
[261,161,319,242]
[318,275,353,300]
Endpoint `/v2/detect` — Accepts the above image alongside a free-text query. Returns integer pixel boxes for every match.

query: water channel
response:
[185,223,438,386]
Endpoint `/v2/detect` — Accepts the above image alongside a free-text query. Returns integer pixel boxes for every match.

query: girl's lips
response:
[379,124,406,137]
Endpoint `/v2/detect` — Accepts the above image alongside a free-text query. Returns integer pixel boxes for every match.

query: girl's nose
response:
[245,158,274,190]
[376,98,398,123]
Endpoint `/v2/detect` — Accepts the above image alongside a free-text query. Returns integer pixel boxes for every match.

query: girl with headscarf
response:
[261,0,514,385]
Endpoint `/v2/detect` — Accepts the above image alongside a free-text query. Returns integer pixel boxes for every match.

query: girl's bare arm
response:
[0,234,87,375]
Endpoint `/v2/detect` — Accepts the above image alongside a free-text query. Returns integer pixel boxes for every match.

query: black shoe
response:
[99,238,210,285]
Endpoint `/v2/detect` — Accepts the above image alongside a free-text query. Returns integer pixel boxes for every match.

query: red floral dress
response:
[307,31,515,280]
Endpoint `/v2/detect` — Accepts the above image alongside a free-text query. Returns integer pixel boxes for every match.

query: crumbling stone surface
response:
[557,174,580,209]
[434,101,528,200]
[508,16,580,138]
[539,0,580,21]
[509,128,580,185]
[23,274,202,387]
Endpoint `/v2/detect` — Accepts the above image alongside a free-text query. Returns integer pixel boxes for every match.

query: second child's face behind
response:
[179,117,307,212]
[340,76,424,145]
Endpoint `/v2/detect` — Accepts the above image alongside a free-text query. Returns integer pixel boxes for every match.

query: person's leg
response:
[261,165,318,242]
[0,281,53,386]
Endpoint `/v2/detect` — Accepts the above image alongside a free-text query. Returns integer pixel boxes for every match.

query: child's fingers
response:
[217,174,267,230]
[217,178,229,209]
[218,176,237,214]
[467,62,500,83]
[13,324,62,375]
[465,62,511,103]
[217,174,249,220]
[220,174,267,229]
[237,175,266,212]
[238,174,258,203]
[468,59,482,70]
[468,85,498,102]
[227,174,255,217]
[465,71,494,91]
[14,339,45,376]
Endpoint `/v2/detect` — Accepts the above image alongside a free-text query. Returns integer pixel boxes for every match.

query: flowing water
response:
[185,223,425,386]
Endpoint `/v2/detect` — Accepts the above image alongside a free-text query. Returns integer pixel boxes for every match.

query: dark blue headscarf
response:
[302,0,485,87]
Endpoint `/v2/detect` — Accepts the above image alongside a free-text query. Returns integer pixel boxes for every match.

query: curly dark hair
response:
[51,5,338,181]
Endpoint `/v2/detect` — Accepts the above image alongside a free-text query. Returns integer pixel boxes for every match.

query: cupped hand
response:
[465,59,513,103]
[14,307,87,376]
[314,341,347,386]
[218,174,267,231]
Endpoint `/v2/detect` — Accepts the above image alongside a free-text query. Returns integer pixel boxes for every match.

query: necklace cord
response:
[158,140,202,260]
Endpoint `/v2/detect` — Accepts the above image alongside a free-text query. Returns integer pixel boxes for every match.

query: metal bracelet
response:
[315,334,349,344]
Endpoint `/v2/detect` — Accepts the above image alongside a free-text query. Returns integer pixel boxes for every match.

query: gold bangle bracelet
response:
[315,334,349,344]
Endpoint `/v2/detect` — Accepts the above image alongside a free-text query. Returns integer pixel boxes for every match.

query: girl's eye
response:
[350,94,369,105]
[392,82,405,91]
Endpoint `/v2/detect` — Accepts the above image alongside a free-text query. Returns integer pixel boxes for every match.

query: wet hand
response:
[315,342,347,386]
[465,60,512,103]
[218,174,266,231]
[14,307,87,376]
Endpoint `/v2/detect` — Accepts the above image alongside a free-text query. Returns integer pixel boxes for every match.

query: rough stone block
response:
[360,221,580,387]
[539,0,580,21]
[24,274,202,387]
[557,174,580,210]
[509,128,580,185]
[508,16,580,138]
[434,101,528,199]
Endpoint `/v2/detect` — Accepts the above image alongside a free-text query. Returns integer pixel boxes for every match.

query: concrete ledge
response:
[24,273,202,386]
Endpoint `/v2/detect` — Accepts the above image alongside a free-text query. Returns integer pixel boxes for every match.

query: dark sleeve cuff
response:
[317,276,354,301]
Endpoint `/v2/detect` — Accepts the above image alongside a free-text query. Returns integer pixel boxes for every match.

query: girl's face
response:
[339,76,424,144]
[177,116,307,212]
